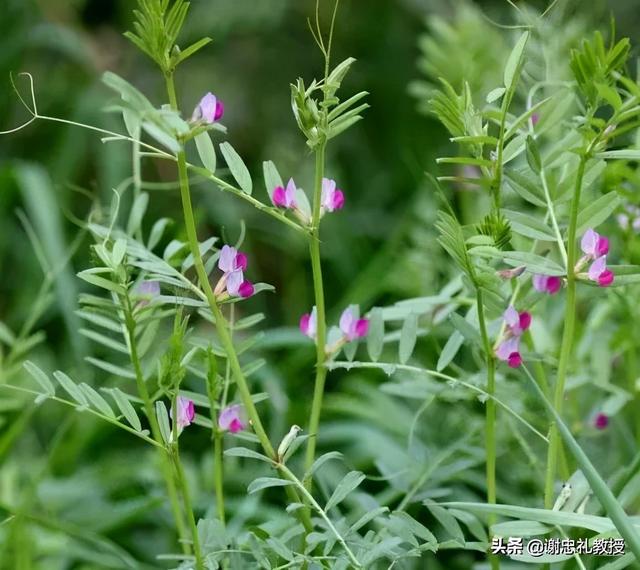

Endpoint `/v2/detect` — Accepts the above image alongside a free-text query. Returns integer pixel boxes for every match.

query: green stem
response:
[304,142,328,486]
[544,156,586,508]
[171,445,204,570]
[214,432,226,525]
[122,294,190,553]
[475,288,498,570]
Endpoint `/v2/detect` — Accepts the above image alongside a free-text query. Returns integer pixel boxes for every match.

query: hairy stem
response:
[304,142,328,486]
[544,156,586,508]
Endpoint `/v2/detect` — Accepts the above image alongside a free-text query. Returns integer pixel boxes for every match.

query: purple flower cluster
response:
[495,306,531,368]
[214,245,254,299]
[579,228,614,287]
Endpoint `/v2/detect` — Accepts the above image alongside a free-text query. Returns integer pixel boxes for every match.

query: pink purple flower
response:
[581,228,609,259]
[214,245,254,299]
[272,178,298,209]
[321,178,345,213]
[578,229,614,288]
[531,113,540,126]
[218,404,246,433]
[532,274,562,295]
[339,307,369,341]
[171,396,195,433]
[587,256,614,287]
[192,92,224,124]
[594,412,609,430]
[495,306,531,368]
[300,307,317,340]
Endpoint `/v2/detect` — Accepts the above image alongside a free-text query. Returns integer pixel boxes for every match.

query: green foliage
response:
[125,0,211,73]
[6,1,640,569]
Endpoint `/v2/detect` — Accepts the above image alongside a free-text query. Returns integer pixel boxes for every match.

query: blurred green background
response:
[1,0,638,568]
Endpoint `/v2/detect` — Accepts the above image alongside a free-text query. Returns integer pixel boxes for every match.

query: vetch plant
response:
[4,1,640,569]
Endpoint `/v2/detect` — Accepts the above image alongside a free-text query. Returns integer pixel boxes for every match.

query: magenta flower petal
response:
[235,251,248,271]
[518,311,532,331]
[596,236,610,256]
[531,113,540,126]
[214,99,224,121]
[594,412,609,430]
[174,396,195,431]
[507,352,522,368]
[218,405,246,433]
[238,280,254,298]
[546,276,561,294]
[354,318,369,338]
[272,186,286,207]
[598,269,614,287]
[332,189,345,210]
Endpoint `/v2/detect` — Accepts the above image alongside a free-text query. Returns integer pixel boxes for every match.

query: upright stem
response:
[475,288,499,570]
[170,444,204,570]
[304,142,328,485]
[213,432,226,525]
[544,156,586,508]
[122,295,189,553]
[207,306,233,527]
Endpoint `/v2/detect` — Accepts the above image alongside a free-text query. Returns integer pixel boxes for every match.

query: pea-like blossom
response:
[532,274,562,295]
[594,412,609,430]
[339,307,369,341]
[321,178,345,213]
[192,92,224,124]
[577,229,614,288]
[587,256,614,287]
[218,404,246,433]
[272,178,298,209]
[581,228,609,259]
[171,396,195,434]
[214,245,254,299]
[300,307,317,340]
[495,305,531,368]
